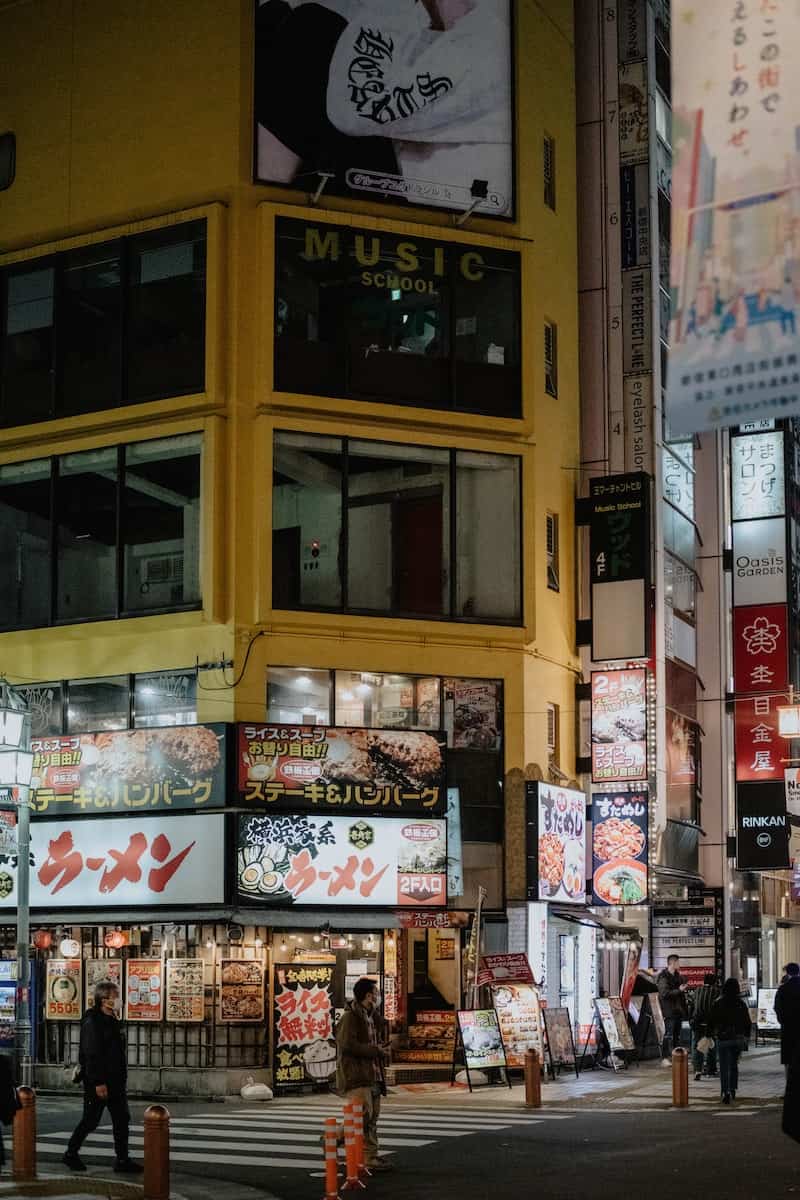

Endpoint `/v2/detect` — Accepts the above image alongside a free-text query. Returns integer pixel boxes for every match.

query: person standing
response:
[709,977,752,1105]
[691,973,720,1081]
[63,981,141,1174]
[657,954,689,1065]
[336,977,391,1173]
[775,962,800,1078]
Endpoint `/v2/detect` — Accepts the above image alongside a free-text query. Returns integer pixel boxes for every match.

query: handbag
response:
[696,1036,714,1054]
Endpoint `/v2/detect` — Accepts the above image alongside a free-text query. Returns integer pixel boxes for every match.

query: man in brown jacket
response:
[336,977,391,1172]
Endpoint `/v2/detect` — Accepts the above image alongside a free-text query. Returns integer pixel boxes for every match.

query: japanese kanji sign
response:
[29,725,227,818]
[476,953,535,988]
[125,959,163,1022]
[731,432,786,520]
[237,813,447,907]
[238,724,445,815]
[591,669,648,783]
[735,693,786,782]
[273,963,336,1092]
[733,602,788,696]
[591,790,648,906]
[0,813,225,909]
[589,473,650,661]
[525,782,586,906]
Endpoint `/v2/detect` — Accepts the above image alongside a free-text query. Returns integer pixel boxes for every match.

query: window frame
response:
[546,511,559,592]
[14,669,198,735]
[543,134,556,211]
[544,320,558,397]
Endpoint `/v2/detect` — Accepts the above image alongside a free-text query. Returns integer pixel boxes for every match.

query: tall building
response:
[0,0,581,1091]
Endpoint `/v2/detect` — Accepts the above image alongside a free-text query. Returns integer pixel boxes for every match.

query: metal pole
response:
[15,785,32,1088]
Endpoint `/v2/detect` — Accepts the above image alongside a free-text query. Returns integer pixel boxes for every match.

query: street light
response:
[0,682,33,1087]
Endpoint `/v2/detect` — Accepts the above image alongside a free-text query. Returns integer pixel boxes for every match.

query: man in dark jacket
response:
[63,981,141,1174]
[690,973,719,1080]
[336,977,390,1172]
[775,963,800,1076]
[657,954,689,1064]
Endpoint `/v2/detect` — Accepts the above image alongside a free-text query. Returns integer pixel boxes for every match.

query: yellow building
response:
[0,0,580,1092]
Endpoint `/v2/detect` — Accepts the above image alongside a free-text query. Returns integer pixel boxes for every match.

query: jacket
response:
[709,996,751,1043]
[775,976,800,1065]
[690,984,720,1030]
[335,1000,380,1094]
[79,1007,127,1091]
[657,968,689,1020]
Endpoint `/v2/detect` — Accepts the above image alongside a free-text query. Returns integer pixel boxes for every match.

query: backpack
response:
[0,1054,20,1126]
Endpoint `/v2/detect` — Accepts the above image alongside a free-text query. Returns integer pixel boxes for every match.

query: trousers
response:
[342,1085,382,1165]
[717,1039,742,1098]
[661,1015,684,1058]
[67,1085,129,1160]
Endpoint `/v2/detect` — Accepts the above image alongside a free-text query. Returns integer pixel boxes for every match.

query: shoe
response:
[114,1159,143,1174]
[62,1152,87,1172]
[368,1159,395,1173]
[722,1093,731,1104]
[661,1058,672,1067]
[694,1072,702,1082]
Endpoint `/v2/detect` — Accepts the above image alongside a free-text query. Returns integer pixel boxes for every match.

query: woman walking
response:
[709,978,752,1105]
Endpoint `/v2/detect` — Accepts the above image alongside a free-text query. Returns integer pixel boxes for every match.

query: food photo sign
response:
[219,959,264,1022]
[525,782,586,904]
[591,790,648,906]
[273,963,336,1091]
[46,959,81,1021]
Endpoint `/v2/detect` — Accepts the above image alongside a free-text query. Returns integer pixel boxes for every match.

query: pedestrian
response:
[335,976,391,1173]
[691,973,720,1081]
[62,981,141,1174]
[0,1053,19,1174]
[775,962,800,1079]
[709,977,752,1105]
[656,954,689,1065]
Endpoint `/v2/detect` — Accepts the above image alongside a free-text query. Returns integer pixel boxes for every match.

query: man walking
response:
[63,981,141,1174]
[336,977,391,1173]
[657,954,689,1065]
[776,963,800,1079]
[690,973,719,1080]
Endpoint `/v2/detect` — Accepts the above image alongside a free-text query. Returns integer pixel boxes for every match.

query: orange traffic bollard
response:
[352,1100,371,1180]
[341,1101,365,1191]
[143,1103,171,1200]
[672,1047,689,1108]
[12,1085,36,1182]
[524,1049,542,1108]
[323,1116,341,1200]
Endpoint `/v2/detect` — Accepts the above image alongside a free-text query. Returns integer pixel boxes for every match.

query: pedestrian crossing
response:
[37,1096,570,1174]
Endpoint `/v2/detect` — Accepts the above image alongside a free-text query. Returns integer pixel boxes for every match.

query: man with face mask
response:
[336,976,391,1172]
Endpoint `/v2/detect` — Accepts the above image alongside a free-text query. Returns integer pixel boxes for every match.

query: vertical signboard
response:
[591,669,647,783]
[736,781,790,871]
[651,888,724,988]
[46,960,81,1021]
[590,473,650,661]
[273,962,336,1092]
[525,782,586,905]
[591,790,648,907]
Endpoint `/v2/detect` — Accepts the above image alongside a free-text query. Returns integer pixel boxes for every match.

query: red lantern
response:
[32,930,52,950]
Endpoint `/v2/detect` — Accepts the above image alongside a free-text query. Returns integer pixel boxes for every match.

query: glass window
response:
[134,670,197,727]
[455,451,521,622]
[0,458,51,630]
[452,248,520,416]
[272,431,343,610]
[13,682,64,737]
[2,265,54,423]
[267,667,332,726]
[665,552,697,621]
[67,675,129,732]
[334,671,440,730]
[126,220,206,403]
[448,749,503,842]
[122,434,202,613]
[56,447,118,623]
[663,500,696,566]
[61,242,122,415]
[347,440,449,616]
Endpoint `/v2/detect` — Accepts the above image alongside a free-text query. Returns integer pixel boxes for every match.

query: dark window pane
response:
[448,749,503,842]
[67,675,129,732]
[267,667,331,725]
[56,448,118,622]
[60,242,122,414]
[453,248,521,416]
[122,434,201,613]
[272,431,343,609]
[348,440,449,616]
[127,220,206,403]
[13,682,63,736]
[134,670,197,727]
[0,458,51,630]
[455,451,521,622]
[2,266,54,423]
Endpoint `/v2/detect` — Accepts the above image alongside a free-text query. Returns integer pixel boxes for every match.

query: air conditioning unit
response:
[142,554,184,585]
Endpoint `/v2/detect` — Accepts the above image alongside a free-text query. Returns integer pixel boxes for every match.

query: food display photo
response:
[528,782,586,905]
[219,959,265,1022]
[591,790,648,907]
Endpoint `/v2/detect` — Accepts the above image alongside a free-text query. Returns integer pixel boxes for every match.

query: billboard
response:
[591,790,648,907]
[736,781,790,871]
[666,8,800,435]
[590,669,647,783]
[236,812,447,906]
[238,723,445,814]
[525,781,586,905]
[254,0,514,218]
[732,517,787,606]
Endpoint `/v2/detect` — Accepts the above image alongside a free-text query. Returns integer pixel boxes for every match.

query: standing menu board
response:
[595,997,635,1052]
[273,962,336,1091]
[542,1007,579,1076]
[125,959,163,1022]
[456,1009,507,1071]
[46,960,81,1020]
[166,959,205,1022]
[85,959,122,1016]
[219,959,264,1022]
[757,988,780,1031]
[491,984,543,1067]
[647,993,666,1046]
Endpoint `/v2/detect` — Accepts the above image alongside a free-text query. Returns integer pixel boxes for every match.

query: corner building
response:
[0,0,579,1093]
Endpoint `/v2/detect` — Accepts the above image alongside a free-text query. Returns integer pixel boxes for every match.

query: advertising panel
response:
[457,1009,507,1070]
[238,724,445,815]
[527,902,548,993]
[46,959,81,1021]
[647,993,666,1045]
[591,669,647,783]
[444,679,502,750]
[85,959,122,1016]
[400,1011,455,1063]
[590,473,650,662]
[651,888,725,987]
[273,962,336,1091]
[476,954,534,989]
[736,781,790,871]
[624,374,654,475]
[621,162,651,270]
[733,604,789,696]
[618,60,649,164]
[0,814,225,909]
[591,790,648,907]
[29,725,227,817]
[785,768,800,820]
[732,518,787,606]
[219,959,264,1023]
[731,432,786,520]
[125,960,163,1022]
[595,997,635,1052]
[622,267,653,374]
[166,959,205,1022]
[237,813,447,907]
[620,942,643,1011]
[492,984,543,1068]
[618,0,648,65]
[757,987,779,1031]
[525,782,586,905]
[735,694,785,783]
[542,1006,578,1065]
[254,0,514,218]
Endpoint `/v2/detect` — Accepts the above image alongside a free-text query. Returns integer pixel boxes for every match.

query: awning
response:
[549,906,641,938]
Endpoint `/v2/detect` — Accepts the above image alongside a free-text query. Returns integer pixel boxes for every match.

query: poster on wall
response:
[273,962,336,1091]
[525,782,586,905]
[85,959,122,1016]
[238,724,446,815]
[591,791,648,906]
[444,679,501,750]
[457,1009,507,1071]
[46,959,81,1021]
[166,959,205,1022]
[491,984,543,1068]
[219,960,265,1022]
[237,813,447,907]
[254,0,514,219]
[125,959,163,1022]
[590,669,647,783]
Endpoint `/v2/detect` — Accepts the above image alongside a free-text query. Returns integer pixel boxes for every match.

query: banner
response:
[237,813,446,907]
[491,984,543,1068]
[620,942,643,1012]
[29,725,227,817]
[590,669,647,783]
[238,724,445,815]
[525,782,586,905]
[736,781,790,871]
[85,959,122,1016]
[273,963,336,1091]
[457,1009,507,1071]
[476,953,534,989]
[166,959,205,1022]
[667,4,800,434]
[591,790,648,906]
[46,959,81,1021]
[125,959,163,1021]
[254,0,514,218]
[733,603,788,696]
[735,694,785,783]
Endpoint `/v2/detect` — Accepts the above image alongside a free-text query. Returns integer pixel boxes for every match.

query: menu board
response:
[525,782,586,905]
[592,791,648,906]
[273,963,336,1091]
[647,993,666,1046]
[757,987,780,1030]
[477,953,535,988]
[491,984,543,1068]
[398,1010,455,1063]
[591,669,647,782]
[85,959,122,1016]
[542,1006,577,1066]
[457,1009,507,1071]
[219,959,264,1022]
[46,959,82,1020]
[595,997,635,1052]
[125,959,163,1022]
[166,959,205,1022]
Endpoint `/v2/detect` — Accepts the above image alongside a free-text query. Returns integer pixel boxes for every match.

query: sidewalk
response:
[0,1168,280,1200]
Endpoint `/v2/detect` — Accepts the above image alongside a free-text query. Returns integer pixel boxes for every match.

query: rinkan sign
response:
[299,224,488,292]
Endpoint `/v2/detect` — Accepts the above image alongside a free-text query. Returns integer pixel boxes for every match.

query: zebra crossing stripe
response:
[36,1141,323,1170]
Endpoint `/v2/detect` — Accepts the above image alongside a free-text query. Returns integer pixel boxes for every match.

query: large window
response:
[13,670,198,736]
[272,432,522,624]
[275,218,521,418]
[0,433,202,630]
[0,220,206,427]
